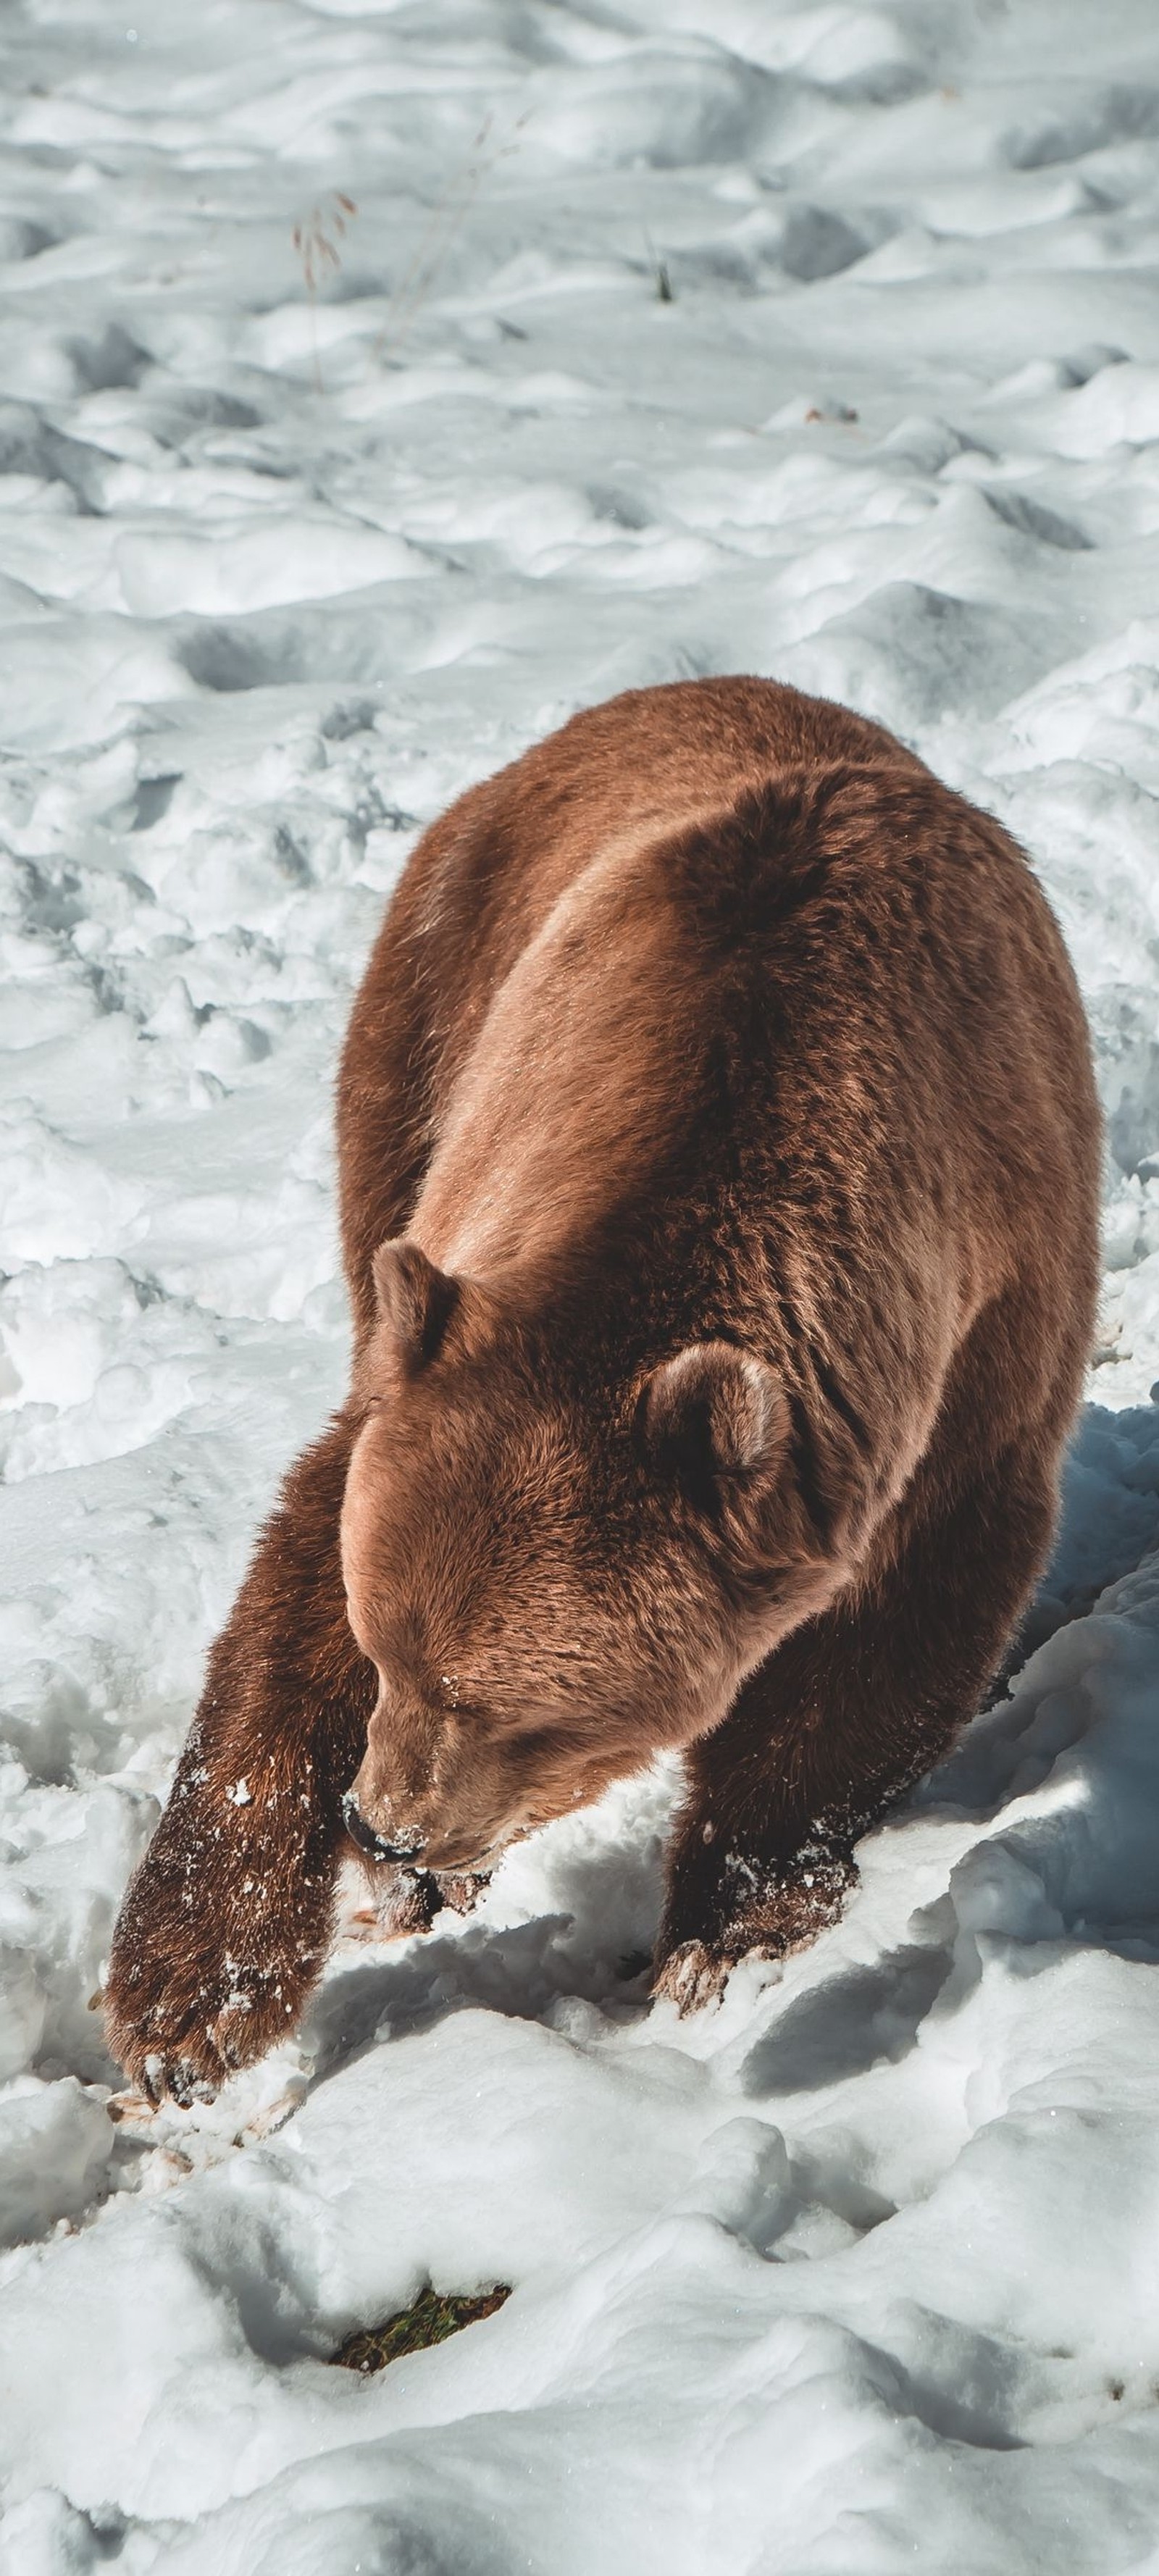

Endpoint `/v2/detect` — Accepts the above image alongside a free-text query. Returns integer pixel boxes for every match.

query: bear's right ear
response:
[638,1341,790,1493]
[372,1239,460,1374]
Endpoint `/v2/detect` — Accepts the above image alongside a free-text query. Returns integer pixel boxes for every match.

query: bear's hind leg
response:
[104,1410,375,2103]
[655,1444,1058,2012]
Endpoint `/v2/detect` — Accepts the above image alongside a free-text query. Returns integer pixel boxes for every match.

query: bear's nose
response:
[342,1790,427,1865]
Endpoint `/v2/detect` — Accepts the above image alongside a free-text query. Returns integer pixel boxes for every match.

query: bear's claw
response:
[105,1910,322,2105]
[652,1939,732,2015]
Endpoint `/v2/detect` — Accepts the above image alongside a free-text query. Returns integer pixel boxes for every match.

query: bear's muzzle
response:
[341,1789,428,1866]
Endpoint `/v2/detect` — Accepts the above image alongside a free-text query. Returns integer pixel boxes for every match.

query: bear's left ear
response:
[372,1238,460,1373]
[638,1342,790,1489]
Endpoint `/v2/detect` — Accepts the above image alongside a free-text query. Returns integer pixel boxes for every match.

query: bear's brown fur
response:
[105,677,1100,2103]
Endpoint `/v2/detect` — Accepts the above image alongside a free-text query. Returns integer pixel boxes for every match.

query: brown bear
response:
[105,676,1100,2105]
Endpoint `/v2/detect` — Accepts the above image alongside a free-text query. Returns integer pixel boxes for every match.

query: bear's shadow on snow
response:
[742,1400,1159,2099]
[737,1943,951,2099]
[306,1908,653,2083]
[304,1402,1159,2100]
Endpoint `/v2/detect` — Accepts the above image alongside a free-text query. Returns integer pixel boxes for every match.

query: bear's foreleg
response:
[655,1450,1056,2011]
[105,1412,375,2103]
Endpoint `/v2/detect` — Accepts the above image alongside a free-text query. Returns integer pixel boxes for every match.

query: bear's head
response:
[339,1239,842,1875]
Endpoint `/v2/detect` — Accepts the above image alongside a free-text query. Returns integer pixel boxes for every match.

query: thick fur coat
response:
[106,677,1100,2102]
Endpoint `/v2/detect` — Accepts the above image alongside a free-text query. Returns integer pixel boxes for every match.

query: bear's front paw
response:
[103,1992,233,2109]
[652,1938,735,2014]
[104,1818,335,2104]
[654,1836,858,2014]
[104,1926,324,2107]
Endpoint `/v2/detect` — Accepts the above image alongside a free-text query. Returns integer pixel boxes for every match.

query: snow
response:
[2,0,1159,2564]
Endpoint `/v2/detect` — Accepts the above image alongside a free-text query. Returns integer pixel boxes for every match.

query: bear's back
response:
[341,678,1097,1384]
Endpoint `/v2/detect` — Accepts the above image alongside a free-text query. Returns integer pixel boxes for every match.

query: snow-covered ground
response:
[3,0,1159,2564]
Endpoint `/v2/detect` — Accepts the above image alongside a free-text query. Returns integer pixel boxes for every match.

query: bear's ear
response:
[372,1239,460,1373]
[638,1342,790,1489]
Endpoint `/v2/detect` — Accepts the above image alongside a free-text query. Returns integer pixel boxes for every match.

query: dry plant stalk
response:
[293,190,359,392]
[375,109,527,365]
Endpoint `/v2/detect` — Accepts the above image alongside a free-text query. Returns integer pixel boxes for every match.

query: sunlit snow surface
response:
[3,0,1159,2565]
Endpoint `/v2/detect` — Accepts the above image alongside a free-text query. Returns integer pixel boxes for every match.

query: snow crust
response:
[3,0,1159,2565]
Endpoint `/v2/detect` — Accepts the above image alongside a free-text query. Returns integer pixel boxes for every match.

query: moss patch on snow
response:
[332,2284,511,2373]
